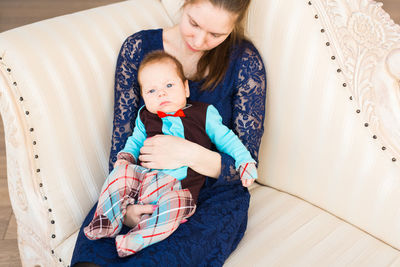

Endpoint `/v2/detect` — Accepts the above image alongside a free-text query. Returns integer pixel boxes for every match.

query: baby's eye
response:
[166,83,173,88]
[147,89,156,94]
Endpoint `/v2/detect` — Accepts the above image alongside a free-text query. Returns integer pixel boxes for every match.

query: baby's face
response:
[140,60,189,114]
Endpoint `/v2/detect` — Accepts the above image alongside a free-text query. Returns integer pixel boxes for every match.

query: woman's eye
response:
[166,83,173,88]
[190,19,198,27]
[211,33,221,38]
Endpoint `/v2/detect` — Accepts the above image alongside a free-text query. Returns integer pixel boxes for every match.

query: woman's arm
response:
[187,141,222,178]
[139,135,222,178]
[216,44,267,184]
[109,32,144,171]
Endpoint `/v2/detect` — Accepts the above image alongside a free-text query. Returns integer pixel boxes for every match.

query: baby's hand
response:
[113,159,131,168]
[114,152,135,168]
[238,162,257,188]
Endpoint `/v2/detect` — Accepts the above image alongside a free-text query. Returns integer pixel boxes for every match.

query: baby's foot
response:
[84,215,121,240]
[115,233,145,257]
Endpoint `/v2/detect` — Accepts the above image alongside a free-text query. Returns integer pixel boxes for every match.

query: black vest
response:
[139,101,212,203]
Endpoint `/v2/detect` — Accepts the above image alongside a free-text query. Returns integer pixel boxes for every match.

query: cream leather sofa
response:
[1,0,400,266]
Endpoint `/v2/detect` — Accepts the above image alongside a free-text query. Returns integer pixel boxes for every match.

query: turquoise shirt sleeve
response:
[205,105,256,170]
[119,106,147,161]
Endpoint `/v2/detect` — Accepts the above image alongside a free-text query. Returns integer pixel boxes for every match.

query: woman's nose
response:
[193,31,206,48]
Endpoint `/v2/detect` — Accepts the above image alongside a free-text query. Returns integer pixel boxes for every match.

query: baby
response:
[84,51,257,257]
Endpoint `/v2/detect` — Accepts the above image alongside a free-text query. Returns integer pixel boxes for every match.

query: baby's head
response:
[138,51,189,114]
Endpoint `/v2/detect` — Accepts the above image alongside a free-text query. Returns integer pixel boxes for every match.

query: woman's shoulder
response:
[228,38,266,89]
[232,38,263,63]
[121,28,163,50]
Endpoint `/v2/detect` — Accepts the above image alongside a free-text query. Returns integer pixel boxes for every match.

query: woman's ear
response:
[184,80,190,97]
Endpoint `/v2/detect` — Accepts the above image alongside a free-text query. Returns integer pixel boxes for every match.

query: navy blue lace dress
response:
[71,28,266,266]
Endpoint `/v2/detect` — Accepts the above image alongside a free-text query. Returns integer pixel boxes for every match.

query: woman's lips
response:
[186,41,200,52]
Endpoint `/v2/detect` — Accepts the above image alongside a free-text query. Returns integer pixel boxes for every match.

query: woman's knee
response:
[73,262,100,267]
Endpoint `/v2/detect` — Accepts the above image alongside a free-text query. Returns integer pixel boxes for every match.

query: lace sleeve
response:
[217,45,267,184]
[108,33,144,171]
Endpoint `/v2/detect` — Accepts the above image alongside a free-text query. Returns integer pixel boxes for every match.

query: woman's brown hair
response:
[184,0,251,91]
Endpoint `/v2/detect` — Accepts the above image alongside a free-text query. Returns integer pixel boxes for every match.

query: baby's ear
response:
[184,80,190,97]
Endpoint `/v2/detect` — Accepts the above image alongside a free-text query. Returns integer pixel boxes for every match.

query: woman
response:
[71,0,266,266]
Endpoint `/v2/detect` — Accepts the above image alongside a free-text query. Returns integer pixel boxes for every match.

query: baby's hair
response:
[138,51,186,89]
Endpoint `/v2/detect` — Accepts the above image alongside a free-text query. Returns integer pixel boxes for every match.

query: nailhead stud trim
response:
[308,0,398,165]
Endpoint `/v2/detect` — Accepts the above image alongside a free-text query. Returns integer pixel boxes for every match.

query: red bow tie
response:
[157,109,186,118]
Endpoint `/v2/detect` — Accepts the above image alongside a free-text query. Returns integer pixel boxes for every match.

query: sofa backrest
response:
[0,0,173,249]
[246,0,400,250]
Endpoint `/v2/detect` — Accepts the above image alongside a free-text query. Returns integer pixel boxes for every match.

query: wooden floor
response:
[0,0,399,266]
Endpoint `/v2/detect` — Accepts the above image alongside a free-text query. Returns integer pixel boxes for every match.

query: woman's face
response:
[180,1,237,53]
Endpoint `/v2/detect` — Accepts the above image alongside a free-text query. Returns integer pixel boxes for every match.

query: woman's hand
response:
[139,135,190,169]
[123,204,156,228]
[139,134,222,178]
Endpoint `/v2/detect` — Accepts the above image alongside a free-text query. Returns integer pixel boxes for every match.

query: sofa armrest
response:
[0,0,173,265]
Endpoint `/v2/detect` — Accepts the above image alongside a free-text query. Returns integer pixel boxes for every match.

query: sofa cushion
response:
[52,184,400,266]
[55,231,79,266]
[225,184,400,266]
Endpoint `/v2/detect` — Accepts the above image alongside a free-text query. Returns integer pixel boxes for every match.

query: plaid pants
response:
[84,164,196,257]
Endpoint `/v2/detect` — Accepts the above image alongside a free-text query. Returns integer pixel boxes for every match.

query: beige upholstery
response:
[226,186,400,266]
[0,0,399,266]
